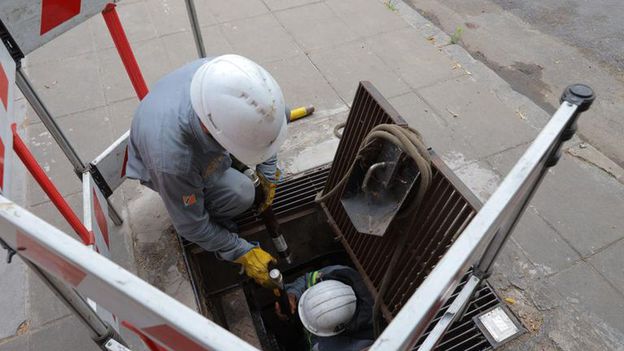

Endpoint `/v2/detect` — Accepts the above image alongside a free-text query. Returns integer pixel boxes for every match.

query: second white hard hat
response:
[190,54,287,165]
[298,280,357,337]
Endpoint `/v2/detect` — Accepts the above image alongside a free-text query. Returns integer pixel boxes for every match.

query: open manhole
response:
[180,165,513,351]
[179,82,523,350]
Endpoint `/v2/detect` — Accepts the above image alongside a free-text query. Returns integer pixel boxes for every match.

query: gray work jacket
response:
[126,58,274,261]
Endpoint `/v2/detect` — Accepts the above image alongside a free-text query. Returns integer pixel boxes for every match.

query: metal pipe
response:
[12,124,94,245]
[183,0,206,58]
[102,3,149,100]
[361,161,391,191]
[416,274,481,351]
[106,199,123,226]
[369,85,594,351]
[23,259,119,350]
[269,269,292,319]
[242,168,293,264]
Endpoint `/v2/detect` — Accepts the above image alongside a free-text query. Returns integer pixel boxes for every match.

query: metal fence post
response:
[101,3,149,100]
[184,0,206,58]
[23,259,127,350]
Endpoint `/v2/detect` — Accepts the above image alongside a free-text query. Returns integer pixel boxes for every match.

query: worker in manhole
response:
[126,54,286,288]
[275,265,375,351]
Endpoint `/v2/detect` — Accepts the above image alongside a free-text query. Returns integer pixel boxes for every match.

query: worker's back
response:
[126,57,230,187]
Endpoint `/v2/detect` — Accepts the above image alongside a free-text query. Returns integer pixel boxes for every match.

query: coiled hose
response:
[316,123,432,336]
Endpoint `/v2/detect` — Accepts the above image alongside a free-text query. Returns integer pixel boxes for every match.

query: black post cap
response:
[560,84,595,112]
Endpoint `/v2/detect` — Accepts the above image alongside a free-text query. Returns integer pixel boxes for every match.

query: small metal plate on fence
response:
[340,140,419,236]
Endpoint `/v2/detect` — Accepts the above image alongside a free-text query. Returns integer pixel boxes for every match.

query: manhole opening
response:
[181,166,510,350]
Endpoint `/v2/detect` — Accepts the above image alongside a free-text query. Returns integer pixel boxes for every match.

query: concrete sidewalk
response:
[1,0,623,350]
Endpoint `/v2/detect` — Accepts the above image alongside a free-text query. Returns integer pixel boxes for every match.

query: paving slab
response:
[511,207,580,275]
[198,0,269,24]
[418,75,538,159]
[107,97,139,138]
[275,2,359,52]
[548,262,624,335]
[326,0,408,37]
[146,0,195,37]
[0,259,27,340]
[588,238,624,295]
[91,1,158,51]
[453,160,501,202]
[309,40,411,103]
[28,316,101,351]
[530,156,624,258]
[279,110,348,175]
[24,52,106,118]
[388,91,480,166]
[0,334,29,351]
[158,23,233,71]
[97,37,173,104]
[26,269,71,329]
[25,106,113,206]
[367,27,464,90]
[28,192,83,241]
[263,54,346,113]
[220,14,301,63]
[263,0,320,11]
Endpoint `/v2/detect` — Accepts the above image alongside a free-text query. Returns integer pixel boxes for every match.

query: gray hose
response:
[316,124,432,335]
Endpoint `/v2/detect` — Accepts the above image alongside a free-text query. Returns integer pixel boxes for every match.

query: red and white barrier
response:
[83,171,119,331]
[0,194,259,351]
[0,41,15,197]
[90,131,129,197]
[0,1,115,55]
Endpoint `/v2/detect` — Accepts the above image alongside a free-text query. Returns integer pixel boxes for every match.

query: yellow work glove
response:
[257,170,280,213]
[234,247,277,288]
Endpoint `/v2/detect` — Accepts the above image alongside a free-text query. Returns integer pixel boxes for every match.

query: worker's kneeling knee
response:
[233,177,255,213]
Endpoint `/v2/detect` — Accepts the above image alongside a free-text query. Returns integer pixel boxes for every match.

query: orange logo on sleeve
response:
[182,194,197,207]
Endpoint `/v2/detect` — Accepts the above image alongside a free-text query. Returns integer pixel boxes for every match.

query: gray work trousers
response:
[204,168,255,225]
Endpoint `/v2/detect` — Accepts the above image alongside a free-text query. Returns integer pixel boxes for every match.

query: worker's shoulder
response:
[150,58,213,93]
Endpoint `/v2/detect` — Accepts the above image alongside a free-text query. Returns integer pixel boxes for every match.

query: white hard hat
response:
[298,280,357,337]
[190,54,287,165]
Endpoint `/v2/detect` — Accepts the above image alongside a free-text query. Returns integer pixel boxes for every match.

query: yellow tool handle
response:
[289,105,315,121]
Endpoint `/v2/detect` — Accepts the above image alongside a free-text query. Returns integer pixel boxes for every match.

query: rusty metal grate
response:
[234,165,330,233]
[319,81,482,320]
[413,275,499,351]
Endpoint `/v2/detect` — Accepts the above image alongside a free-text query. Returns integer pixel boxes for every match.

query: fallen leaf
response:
[504,297,516,305]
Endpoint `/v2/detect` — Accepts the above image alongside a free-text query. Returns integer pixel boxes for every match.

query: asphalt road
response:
[406,0,624,167]
[491,0,624,74]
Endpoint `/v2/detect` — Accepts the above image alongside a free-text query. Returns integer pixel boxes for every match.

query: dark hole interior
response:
[187,208,358,350]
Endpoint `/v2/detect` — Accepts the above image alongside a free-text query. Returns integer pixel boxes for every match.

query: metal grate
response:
[319,82,482,320]
[413,275,499,351]
[225,164,500,351]
[234,165,330,232]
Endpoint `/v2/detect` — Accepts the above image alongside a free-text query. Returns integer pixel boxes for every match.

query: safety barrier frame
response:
[0,1,207,350]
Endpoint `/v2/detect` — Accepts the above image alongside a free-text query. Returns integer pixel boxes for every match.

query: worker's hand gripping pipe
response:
[270,268,294,320]
[241,168,293,265]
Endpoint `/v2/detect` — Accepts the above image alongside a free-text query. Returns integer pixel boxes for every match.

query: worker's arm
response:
[285,274,308,301]
[256,154,278,182]
[285,265,352,300]
[155,172,254,261]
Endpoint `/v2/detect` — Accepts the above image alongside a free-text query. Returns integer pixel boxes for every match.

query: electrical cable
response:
[316,123,432,336]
